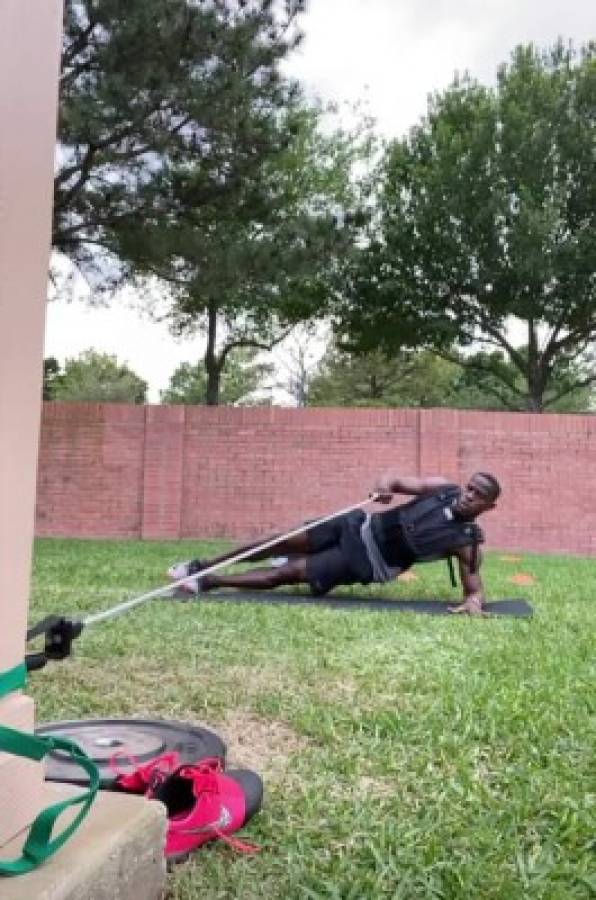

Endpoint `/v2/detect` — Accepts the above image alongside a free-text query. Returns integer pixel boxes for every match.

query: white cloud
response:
[44,297,207,403]
[45,260,206,403]
[284,0,594,138]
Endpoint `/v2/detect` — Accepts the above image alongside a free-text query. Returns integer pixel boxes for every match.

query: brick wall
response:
[37,403,145,538]
[35,403,596,556]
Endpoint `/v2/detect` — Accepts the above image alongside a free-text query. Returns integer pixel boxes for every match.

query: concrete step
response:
[0,784,167,900]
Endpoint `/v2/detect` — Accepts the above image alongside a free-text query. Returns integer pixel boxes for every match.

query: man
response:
[168,472,501,616]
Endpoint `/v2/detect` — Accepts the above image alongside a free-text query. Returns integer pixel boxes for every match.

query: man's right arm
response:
[373,473,451,503]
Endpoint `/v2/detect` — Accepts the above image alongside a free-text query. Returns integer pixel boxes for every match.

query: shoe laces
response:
[210,826,261,854]
[110,750,180,790]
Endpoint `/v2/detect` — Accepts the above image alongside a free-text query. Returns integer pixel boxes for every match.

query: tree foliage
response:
[55,0,305,284]
[308,347,472,408]
[338,42,596,411]
[133,101,372,404]
[451,348,594,412]
[308,345,594,411]
[49,350,147,403]
[271,326,329,407]
[161,347,273,406]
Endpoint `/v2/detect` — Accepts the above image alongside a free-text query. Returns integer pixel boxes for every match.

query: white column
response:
[0,0,64,845]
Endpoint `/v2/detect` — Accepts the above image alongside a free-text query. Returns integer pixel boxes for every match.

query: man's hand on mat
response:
[448,596,487,616]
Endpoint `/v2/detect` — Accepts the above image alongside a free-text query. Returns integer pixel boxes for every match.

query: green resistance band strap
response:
[0,724,100,876]
[0,663,27,699]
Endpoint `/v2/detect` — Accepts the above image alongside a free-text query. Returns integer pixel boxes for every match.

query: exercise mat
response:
[184,591,534,618]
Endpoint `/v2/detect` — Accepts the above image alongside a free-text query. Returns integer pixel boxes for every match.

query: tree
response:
[55,0,305,286]
[338,42,596,411]
[133,101,372,404]
[51,350,147,403]
[43,357,61,400]
[307,345,595,411]
[272,326,329,407]
[161,347,273,406]
[308,348,459,407]
[453,348,594,412]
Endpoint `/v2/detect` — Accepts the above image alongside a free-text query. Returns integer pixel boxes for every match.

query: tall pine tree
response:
[55,0,305,287]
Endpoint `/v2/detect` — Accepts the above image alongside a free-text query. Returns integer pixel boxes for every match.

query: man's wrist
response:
[376,482,393,495]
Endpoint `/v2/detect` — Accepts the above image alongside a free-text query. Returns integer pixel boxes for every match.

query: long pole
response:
[84,496,378,628]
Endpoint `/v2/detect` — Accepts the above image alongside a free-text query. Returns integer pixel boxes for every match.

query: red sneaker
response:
[148,757,263,862]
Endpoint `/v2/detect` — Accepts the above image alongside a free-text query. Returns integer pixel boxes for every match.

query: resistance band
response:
[25,496,382,669]
[0,667,99,875]
[84,494,379,627]
[0,663,27,699]
[26,496,381,667]
[0,725,99,876]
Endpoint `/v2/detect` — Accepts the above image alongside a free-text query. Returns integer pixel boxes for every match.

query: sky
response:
[44,0,596,402]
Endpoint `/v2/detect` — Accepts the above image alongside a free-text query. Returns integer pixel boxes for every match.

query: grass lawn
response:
[29,538,595,900]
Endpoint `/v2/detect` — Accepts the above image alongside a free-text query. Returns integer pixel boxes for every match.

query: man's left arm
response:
[448,547,487,616]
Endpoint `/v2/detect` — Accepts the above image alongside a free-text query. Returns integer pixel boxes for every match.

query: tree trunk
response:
[204,301,221,406]
[525,320,544,412]
[525,391,544,412]
[205,364,221,406]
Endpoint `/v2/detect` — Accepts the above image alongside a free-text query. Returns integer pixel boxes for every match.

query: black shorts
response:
[305,510,373,596]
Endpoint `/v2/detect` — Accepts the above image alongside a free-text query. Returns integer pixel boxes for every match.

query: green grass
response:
[29,539,595,900]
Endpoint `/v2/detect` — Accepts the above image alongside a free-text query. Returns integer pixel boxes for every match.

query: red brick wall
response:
[35,403,596,556]
[37,403,145,538]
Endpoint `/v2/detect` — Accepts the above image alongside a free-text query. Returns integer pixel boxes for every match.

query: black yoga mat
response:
[173,590,533,618]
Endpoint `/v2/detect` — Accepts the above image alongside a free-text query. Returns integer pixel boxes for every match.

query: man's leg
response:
[199,546,355,598]
[170,532,312,576]
[168,516,345,593]
[200,558,309,592]
[201,532,312,567]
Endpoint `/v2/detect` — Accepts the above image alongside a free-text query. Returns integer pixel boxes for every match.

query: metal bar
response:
[83,495,378,628]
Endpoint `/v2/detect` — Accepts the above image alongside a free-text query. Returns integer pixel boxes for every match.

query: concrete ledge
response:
[0,785,167,900]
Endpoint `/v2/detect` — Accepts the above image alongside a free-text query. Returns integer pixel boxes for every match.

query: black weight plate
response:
[35,718,226,788]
